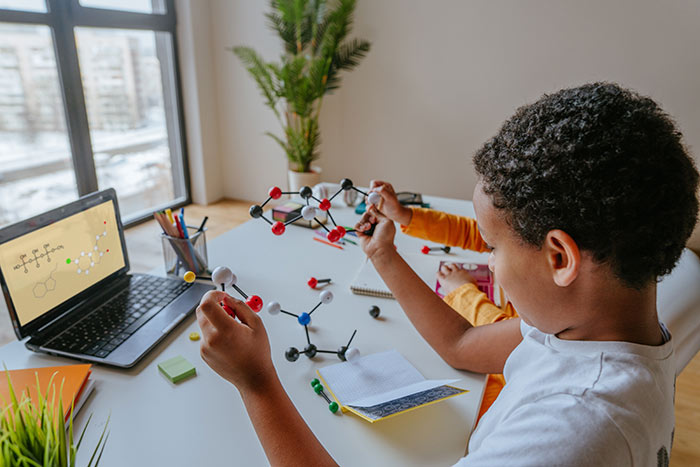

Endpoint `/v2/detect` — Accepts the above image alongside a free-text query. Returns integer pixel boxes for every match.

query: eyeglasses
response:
[397,192,429,207]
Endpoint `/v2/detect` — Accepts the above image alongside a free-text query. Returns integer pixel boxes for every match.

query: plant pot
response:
[288,166,321,193]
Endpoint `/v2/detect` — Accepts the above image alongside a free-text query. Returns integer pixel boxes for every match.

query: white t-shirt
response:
[455,320,675,466]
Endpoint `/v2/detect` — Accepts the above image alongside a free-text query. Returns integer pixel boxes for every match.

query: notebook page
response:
[318,350,424,405]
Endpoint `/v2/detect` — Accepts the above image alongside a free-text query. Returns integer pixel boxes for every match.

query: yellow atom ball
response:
[189,332,200,341]
[183,271,196,283]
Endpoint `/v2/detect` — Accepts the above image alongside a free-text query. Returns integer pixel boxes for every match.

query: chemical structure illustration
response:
[249,178,381,243]
[32,264,58,298]
[13,243,64,273]
[68,229,109,276]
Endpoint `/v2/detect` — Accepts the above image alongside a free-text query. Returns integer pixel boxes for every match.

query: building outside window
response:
[0,0,189,228]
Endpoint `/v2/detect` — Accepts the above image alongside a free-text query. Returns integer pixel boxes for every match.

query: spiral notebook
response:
[349,254,440,299]
[349,259,394,298]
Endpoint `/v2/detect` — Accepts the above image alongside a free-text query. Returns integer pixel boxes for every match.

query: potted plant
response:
[1,372,109,466]
[233,0,371,191]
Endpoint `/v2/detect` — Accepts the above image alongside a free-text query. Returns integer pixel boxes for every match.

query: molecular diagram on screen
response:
[13,243,64,273]
[188,267,362,363]
[32,264,58,298]
[248,178,381,243]
[68,227,109,276]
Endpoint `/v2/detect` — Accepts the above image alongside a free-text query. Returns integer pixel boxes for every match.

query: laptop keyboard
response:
[46,276,193,358]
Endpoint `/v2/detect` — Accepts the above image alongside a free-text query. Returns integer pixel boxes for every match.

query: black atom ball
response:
[285,347,300,362]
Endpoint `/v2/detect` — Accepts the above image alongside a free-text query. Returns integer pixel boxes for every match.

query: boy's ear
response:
[544,230,581,287]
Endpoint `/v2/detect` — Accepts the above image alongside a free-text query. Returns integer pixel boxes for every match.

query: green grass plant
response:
[0,370,108,467]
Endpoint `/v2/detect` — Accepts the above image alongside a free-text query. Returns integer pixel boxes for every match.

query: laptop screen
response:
[0,199,126,327]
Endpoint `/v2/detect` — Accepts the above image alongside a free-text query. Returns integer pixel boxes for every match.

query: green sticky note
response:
[158,355,196,384]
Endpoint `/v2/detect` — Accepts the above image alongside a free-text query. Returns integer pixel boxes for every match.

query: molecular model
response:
[249,178,381,243]
[185,267,264,317]
[266,291,361,363]
[186,267,363,363]
[422,245,451,254]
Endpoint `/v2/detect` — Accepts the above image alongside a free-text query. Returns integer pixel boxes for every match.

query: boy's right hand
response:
[196,291,276,394]
[369,180,413,226]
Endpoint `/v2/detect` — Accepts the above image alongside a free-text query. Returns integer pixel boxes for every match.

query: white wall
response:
[181,0,700,248]
[176,0,224,204]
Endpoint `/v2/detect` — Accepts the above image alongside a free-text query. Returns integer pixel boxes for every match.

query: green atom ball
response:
[329,402,339,413]
[66,258,71,264]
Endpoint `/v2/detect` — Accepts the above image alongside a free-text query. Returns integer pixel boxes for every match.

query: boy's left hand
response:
[355,205,396,259]
[196,290,276,393]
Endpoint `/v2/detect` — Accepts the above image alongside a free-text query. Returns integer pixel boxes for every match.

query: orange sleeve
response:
[443,283,518,326]
[400,207,490,252]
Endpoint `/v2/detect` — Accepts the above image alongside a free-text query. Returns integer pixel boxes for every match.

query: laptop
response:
[0,189,214,368]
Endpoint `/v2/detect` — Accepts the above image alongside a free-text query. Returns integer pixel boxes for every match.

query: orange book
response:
[0,364,92,423]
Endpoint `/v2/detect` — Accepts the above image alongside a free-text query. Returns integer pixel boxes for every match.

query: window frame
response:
[0,0,191,227]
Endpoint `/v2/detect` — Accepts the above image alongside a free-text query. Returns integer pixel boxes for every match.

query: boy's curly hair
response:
[474,82,699,289]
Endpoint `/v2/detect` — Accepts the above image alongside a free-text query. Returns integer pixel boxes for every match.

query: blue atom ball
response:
[298,312,311,326]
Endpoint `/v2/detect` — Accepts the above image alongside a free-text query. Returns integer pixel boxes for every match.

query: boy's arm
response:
[358,208,522,373]
[197,291,337,467]
[241,374,338,467]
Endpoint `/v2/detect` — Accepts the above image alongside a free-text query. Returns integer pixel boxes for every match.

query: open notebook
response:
[317,350,467,422]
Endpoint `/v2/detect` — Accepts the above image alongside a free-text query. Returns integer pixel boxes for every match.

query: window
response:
[0,0,189,227]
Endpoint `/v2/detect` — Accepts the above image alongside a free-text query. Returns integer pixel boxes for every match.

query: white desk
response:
[0,195,487,466]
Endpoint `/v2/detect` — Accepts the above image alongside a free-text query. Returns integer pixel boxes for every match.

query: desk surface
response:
[0,195,487,466]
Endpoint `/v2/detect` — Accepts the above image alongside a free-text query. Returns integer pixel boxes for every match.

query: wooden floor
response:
[0,198,698,465]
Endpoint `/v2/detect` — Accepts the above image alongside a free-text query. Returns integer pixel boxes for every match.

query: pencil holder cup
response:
[161,227,209,277]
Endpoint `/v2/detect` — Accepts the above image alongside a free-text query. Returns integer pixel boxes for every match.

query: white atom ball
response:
[367,192,381,206]
[319,290,334,304]
[301,205,317,221]
[211,266,234,287]
[267,301,281,315]
[345,347,360,362]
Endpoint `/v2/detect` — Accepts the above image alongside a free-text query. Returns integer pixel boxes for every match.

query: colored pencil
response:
[313,236,344,250]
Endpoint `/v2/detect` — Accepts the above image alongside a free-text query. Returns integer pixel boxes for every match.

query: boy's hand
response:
[355,205,397,259]
[196,290,275,393]
[369,180,413,226]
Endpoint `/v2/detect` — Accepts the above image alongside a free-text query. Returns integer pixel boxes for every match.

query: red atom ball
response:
[268,186,282,199]
[308,277,318,289]
[271,221,286,236]
[327,229,341,243]
[336,226,346,238]
[319,198,331,211]
[246,295,263,312]
[421,246,430,254]
[221,302,236,318]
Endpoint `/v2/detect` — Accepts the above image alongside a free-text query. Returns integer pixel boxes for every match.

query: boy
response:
[196,82,698,465]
